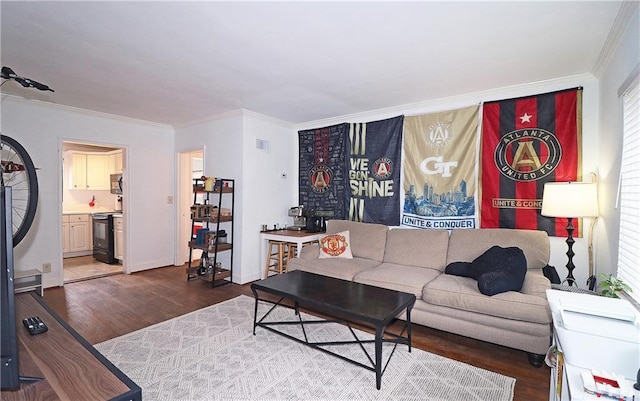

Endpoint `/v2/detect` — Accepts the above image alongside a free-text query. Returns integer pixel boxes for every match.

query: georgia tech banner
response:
[347,115,403,225]
[480,88,582,236]
[402,105,480,230]
[298,123,349,220]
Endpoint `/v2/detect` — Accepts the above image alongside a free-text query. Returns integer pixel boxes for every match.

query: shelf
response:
[14,268,43,296]
[187,177,235,288]
[186,266,232,282]
[191,215,233,223]
[188,242,232,252]
[193,185,234,194]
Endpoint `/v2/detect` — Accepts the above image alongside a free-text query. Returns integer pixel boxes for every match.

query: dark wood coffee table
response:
[251,270,416,390]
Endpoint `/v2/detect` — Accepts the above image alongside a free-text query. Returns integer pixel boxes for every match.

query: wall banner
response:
[402,105,480,230]
[347,115,403,225]
[479,88,582,236]
[298,123,349,220]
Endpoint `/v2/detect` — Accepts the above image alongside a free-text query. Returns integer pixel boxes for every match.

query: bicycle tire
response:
[1,134,39,246]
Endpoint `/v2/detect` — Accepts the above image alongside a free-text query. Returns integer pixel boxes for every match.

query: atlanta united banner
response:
[299,123,349,220]
[402,105,479,230]
[480,88,582,236]
[347,115,403,225]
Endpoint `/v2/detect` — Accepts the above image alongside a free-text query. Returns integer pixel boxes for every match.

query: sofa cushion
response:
[287,257,380,281]
[445,246,527,296]
[423,273,551,324]
[318,230,353,259]
[354,262,441,299]
[325,220,388,261]
[446,228,549,269]
[383,228,449,271]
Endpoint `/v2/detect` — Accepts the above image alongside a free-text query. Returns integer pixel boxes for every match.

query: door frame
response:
[59,139,128,284]
[175,148,204,266]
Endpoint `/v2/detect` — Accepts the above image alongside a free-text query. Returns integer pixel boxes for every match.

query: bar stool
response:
[287,240,319,259]
[264,240,289,279]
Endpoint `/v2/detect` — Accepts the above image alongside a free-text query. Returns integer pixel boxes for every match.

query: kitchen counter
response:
[63,208,114,214]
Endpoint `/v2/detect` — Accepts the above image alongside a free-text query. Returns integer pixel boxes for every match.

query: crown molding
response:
[592,1,639,78]
[174,108,294,130]
[0,93,173,130]
[295,73,596,131]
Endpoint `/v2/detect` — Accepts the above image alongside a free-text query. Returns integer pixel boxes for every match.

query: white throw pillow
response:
[318,230,353,259]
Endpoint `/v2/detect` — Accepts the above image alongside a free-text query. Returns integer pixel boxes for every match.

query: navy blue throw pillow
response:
[473,246,527,295]
[444,261,474,277]
[445,246,527,296]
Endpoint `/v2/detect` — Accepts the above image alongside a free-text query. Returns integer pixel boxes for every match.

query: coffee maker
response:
[305,210,327,233]
[287,206,306,231]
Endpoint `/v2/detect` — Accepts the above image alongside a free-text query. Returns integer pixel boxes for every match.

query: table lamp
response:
[541,181,599,286]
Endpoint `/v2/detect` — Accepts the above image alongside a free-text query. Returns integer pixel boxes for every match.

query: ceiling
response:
[0,1,626,127]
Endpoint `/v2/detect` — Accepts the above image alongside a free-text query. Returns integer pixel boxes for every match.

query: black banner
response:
[348,115,403,225]
[298,123,349,220]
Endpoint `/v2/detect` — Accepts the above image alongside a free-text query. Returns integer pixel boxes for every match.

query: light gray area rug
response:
[96,295,515,401]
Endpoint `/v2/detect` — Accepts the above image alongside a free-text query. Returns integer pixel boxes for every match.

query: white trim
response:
[618,63,640,98]
[1,93,172,129]
[295,73,595,131]
[593,1,639,78]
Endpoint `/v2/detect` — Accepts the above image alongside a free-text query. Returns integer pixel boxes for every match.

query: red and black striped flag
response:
[480,88,582,236]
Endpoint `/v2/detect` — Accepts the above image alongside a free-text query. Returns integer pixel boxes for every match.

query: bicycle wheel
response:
[1,134,39,246]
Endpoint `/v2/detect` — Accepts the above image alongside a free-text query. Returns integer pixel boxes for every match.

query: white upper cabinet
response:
[70,151,112,190]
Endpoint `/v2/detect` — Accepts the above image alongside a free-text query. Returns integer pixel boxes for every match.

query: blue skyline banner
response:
[402,105,480,230]
[347,115,403,225]
[298,123,349,220]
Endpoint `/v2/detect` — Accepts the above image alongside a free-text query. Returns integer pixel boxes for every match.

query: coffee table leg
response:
[252,288,259,335]
[407,305,413,352]
[375,326,383,390]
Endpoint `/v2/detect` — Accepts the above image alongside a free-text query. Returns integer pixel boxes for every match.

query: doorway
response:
[61,141,126,283]
[176,149,204,266]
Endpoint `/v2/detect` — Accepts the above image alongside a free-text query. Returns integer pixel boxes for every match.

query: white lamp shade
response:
[541,181,599,218]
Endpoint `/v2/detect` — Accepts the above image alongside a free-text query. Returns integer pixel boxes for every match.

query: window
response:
[617,68,640,304]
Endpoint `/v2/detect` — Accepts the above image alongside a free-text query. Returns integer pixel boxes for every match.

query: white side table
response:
[14,268,43,296]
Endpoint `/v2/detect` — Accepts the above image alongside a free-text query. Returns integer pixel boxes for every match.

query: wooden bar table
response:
[260,229,323,278]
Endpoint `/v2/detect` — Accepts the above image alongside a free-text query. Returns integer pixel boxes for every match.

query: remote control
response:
[22,316,48,335]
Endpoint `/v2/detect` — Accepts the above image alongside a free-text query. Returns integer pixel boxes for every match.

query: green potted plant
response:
[599,274,632,298]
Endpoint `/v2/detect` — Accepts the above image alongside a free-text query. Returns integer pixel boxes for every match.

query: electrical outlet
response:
[42,263,51,273]
[167,196,173,204]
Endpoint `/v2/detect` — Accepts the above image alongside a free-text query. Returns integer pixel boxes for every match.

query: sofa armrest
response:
[298,243,320,259]
[520,269,551,298]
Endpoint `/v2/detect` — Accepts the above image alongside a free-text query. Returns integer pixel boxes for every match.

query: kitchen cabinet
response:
[112,150,123,173]
[62,218,70,254]
[186,178,234,287]
[114,215,123,262]
[63,214,93,258]
[70,152,111,190]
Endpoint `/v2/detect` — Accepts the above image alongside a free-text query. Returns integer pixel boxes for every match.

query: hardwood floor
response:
[43,265,550,401]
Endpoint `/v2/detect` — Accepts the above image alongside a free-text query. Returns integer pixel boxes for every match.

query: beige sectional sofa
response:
[287,219,552,366]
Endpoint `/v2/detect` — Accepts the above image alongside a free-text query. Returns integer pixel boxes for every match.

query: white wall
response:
[241,111,297,282]
[596,5,640,280]
[175,110,296,284]
[174,112,242,281]
[1,96,175,287]
[4,5,636,291]
[296,75,602,288]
